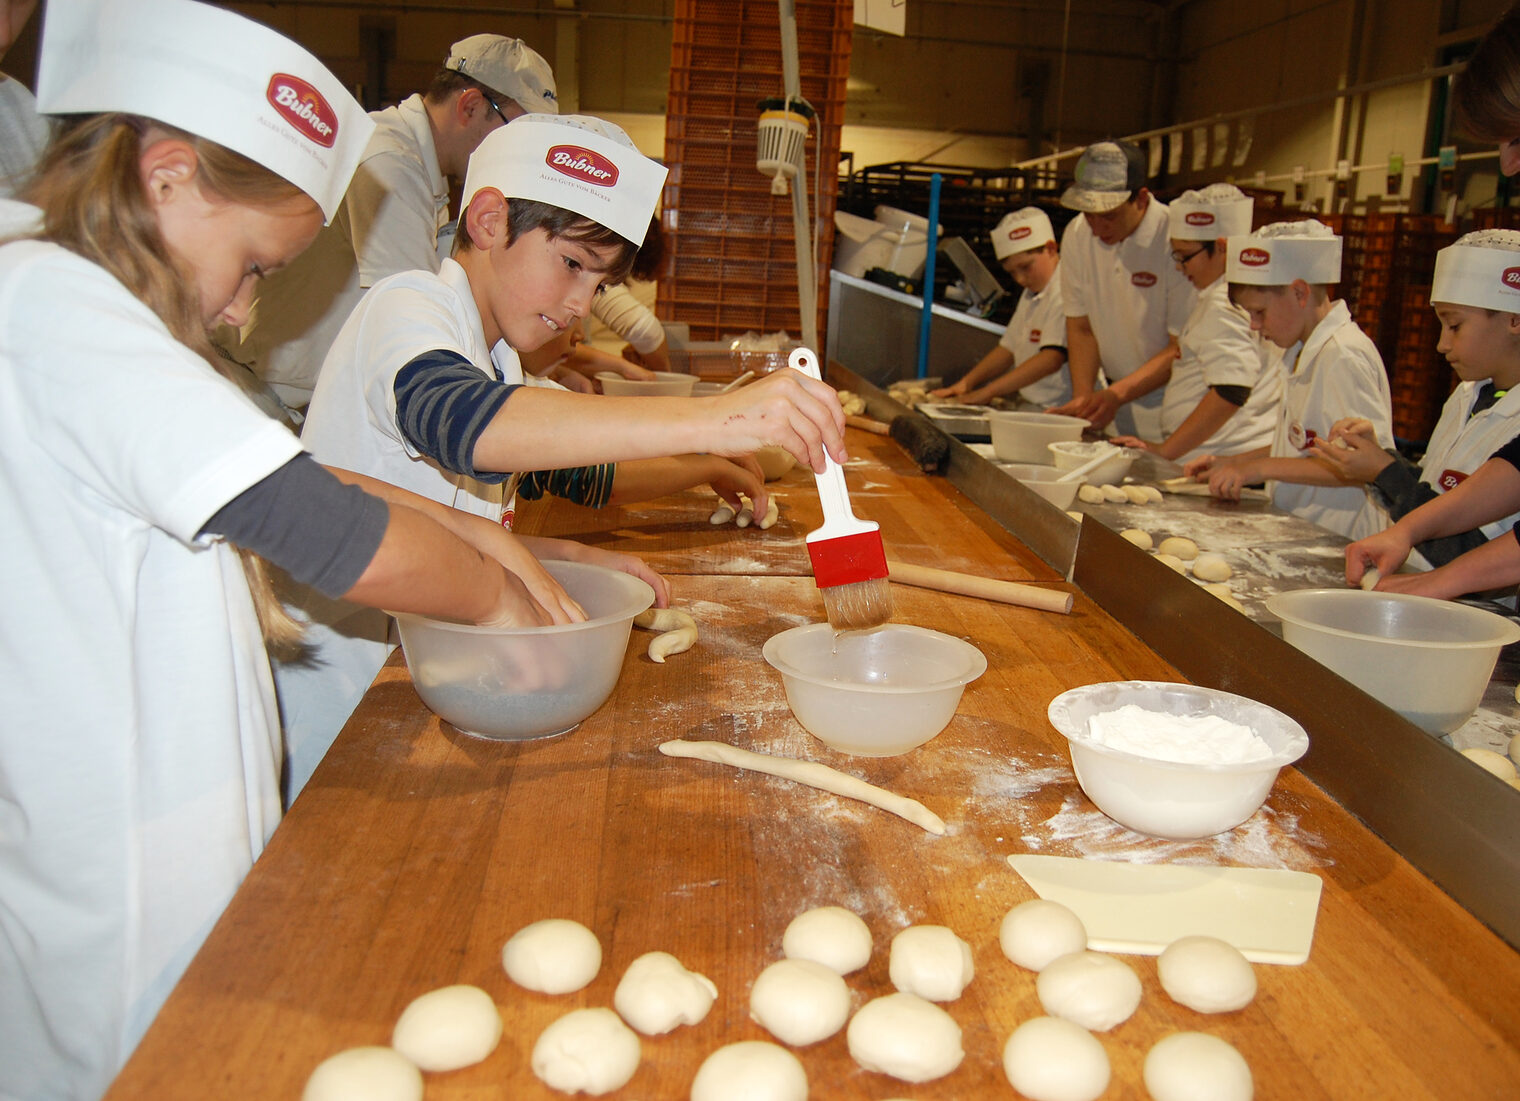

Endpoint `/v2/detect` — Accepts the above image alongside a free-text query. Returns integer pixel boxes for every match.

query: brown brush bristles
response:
[821,577,894,631]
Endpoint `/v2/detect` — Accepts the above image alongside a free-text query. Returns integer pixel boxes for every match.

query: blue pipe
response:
[915,173,942,381]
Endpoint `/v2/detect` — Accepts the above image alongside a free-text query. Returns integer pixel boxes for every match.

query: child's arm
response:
[1181,446,1267,483]
[961,348,1067,406]
[520,455,768,516]
[1376,529,1520,599]
[515,536,670,609]
[1052,338,1179,430]
[931,345,1015,400]
[1113,389,1239,461]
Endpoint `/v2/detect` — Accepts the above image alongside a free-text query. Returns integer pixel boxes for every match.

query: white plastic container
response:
[987,411,1088,464]
[873,205,943,280]
[763,623,986,756]
[832,210,896,277]
[395,562,655,740]
[995,462,1080,510]
[1265,589,1520,734]
[595,371,697,396]
[1047,681,1309,840]
[1047,441,1137,486]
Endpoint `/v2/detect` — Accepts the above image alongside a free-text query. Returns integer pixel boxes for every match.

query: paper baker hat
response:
[1168,185,1254,241]
[991,207,1055,259]
[1431,232,1520,313]
[1227,221,1342,286]
[460,114,667,245]
[35,0,372,223]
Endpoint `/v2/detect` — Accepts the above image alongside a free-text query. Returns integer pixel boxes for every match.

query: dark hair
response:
[629,215,666,282]
[1455,4,1520,142]
[456,195,640,283]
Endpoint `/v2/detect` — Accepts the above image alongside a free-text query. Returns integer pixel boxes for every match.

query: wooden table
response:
[105,429,1520,1100]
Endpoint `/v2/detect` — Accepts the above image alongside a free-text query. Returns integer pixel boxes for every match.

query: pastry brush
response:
[788,346,893,631]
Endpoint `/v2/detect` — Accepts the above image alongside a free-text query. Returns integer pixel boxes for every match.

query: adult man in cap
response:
[1049,139,1194,438]
[230,34,558,412]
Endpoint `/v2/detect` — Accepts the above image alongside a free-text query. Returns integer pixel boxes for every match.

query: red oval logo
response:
[1239,247,1271,267]
[547,145,619,187]
[1439,469,1469,491]
[1503,266,1520,289]
[1029,329,1041,342]
[1184,212,1215,226]
[1131,272,1157,287]
[1009,226,1032,240]
[267,74,337,149]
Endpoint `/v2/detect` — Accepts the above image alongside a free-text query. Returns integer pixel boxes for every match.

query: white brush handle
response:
[789,347,878,542]
[1054,445,1122,484]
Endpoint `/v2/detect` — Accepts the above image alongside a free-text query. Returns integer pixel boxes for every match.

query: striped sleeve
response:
[393,349,519,482]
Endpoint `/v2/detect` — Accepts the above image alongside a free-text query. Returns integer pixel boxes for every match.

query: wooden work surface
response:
[105,429,1520,1100]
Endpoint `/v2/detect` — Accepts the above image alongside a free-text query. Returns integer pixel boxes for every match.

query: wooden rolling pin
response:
[845,413,892,435]
[886,560,1074,614]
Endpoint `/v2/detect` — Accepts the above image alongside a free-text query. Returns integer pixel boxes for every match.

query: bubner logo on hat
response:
[1131,272,1157,287]
[548,145,619,186]
[1240,247,1271,266]
[1504,267,1520,289]
[1185,212,1215,226]
[267,74,337,148]
[1009,226,1032,241]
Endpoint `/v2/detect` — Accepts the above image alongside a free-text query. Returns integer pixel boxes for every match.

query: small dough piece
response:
[1154,552,1188,574]
[1191,553,1232,582]
[303,1047,422,1101]
[999,899,1088,972]
[888,924,974,1002]
[1141,484,1164,503]
[648,626,698,663]
[502,918,602,995]
[757,495,781,530]
[1157,935,1257,1013]
[1002,1016,1110,1101]
[846,992,964,1083]
[391,984,502,1072]
[613,951,717,1035]
[749,957,852,1045]
[1076,484,1105,504]
[709,502,736,524]
[1143,1031,1253,1101]
[1036,951,1142,1032]
[783,905,873,974]
[532,1008,641,1096]
[736,501,756,528]
[1100,484,1128,502]
[635,607,696,633]
[1157,536,1199,561]
[1359,566,1382,591]
[1122,484,1150,504]
[1198,580,1234,599]
[691,1041,807,1101]
[635,608,699,664]
[659,740,945,834]
[1220,594,1248,614]
[1462,747,1519,782]
[1119,528,1153,551]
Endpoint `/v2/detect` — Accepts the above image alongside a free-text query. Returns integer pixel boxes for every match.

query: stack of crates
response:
[656,0,852,350]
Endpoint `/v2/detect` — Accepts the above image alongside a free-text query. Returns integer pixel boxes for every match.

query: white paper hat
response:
[460,114,667,245]
[1168,184,1254,241]
[992,207,1055,259]
[35,0,371,223]
[445,35,558,116]
[1431,230,1520,313]
[1227,220,1342,286]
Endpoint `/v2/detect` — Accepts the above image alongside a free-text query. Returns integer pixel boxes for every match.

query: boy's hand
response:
[1310,431,1391,484]
[706,368,847,473]
[547,541,671,608]
[473,530,586,624]
[1207,456,1260,500]
[1181,453,1218,480]
[706,454,767,518]
[1050,389,1120,430]
[1328,416,1377,444]
[1344,528,1413,588]
[476,569,559,630]
[929,378,969,400]
[1109,434,1152,452]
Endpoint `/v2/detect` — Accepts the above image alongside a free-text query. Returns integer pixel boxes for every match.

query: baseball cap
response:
[1060,140,1146,214]
[991,207,1055,260]
[446,35,558,115]
[1432,229,1520,312]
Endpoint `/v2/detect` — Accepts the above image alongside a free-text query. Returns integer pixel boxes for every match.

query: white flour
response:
[1085,705,1274,764]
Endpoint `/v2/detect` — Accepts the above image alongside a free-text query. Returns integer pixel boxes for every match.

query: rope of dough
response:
[634,608,698,662]
[658,739,946,835]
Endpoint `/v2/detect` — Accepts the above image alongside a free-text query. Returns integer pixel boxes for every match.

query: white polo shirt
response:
[1418,381,1520,544]
[0,202,298,1100]
[996,276,1071,407]
[236,94,450,407]
[1161,276,1284,461]
[1060,199,1195,437]
[1269,300,1394,541]
[0,75,50,199]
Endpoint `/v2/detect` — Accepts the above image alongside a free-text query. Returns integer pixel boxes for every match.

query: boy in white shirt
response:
[931,206,1069,407]
[1184,220,1394,542]
[1112,184,1283,462]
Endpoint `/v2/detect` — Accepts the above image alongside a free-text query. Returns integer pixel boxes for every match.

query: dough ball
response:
[1076,484,1105,504]
[302,1047,422,1101]
[1143,1031,1253,1101]
[1220,594,1248,614]
[846,992,964,1083]
[502,918,602,994]
[753,445,796,481]
[531,1008,640,1096]
[887,924,974,1002]
[1142,485,1164,503]
[1191,553,1232,582]
[1122,484,1150,504]
[613,951,717,1035]
[1154,552,1188,574]
[1035,951,1142,1032]
[1157,935,1257,1013]
[757,495,781,530]
[708,503,736,525]
[390,984,501,1072]
[1001,1016,1110,1101]
[735,501,755,527]
[1157,536,1199,561]
[748,958,851,1046]
[1100,484,1128,502]
[691,1041,807,1101]
[781,906,872,975]
[1198,580,1234,599]
[999,899,1088,972]
[1120,529,1153,551]
[1462,747,1518,782]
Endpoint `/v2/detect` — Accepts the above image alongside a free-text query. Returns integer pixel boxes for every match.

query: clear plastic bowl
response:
[763,623,986,756]
[995,462,1080,510]
[596,371,697,396]
[1265,588,1520,734]
[1047,681,1309,839]
[987,411,1088,464]
[394,561,654,740]
[1047,441,1137,486]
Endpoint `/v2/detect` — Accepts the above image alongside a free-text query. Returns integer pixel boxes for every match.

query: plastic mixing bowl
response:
[1047,441,1138,486]
[1265,588,1520,734]
[596,371,698,396]
[987,411,1088,464]
[394,561,654,740]
[763,623,986,756]
[994,462,1080,510]
[1047,681,1309,840]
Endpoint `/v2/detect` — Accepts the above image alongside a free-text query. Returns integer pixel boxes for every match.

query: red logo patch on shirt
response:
[1029,329,1041,342]
[1185,212,1215,226]
[547,145,620,187]
[1438,469,1469,491]
[1239,246,1271,267]
[1288,422,1317,450]
[1131,272,1157,288]
[267,74,337,148]
[1009,226,1032,241]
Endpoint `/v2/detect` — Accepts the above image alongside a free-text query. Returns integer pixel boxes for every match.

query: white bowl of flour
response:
[1047,681,1309,839]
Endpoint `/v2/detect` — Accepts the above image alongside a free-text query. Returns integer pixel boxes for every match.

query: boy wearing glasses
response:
[1112,185,1283,462]
[931,207,1069,407]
